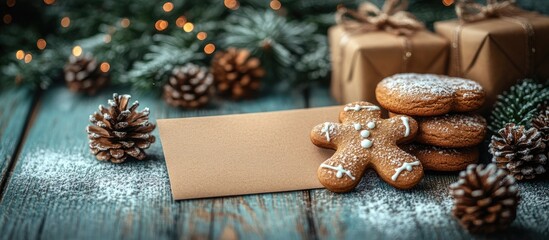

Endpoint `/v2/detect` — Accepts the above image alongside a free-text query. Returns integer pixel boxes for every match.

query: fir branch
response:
[221,8,319,86]
[123,31,203,93]
[489,79,549,133]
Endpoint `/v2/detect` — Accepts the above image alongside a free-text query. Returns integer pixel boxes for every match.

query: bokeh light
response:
[72,45,82,57]
[15,50,24,60]
[204,43,215,54]
[176,16,187,27]
[442,0,454,6]
[270,0,281,10]
[3,14,12,24]
[24,53,32,63]
[37,39,47,50]
[120,18,130,28]
[183,22,194,32]
[61,17,71,28]
[196,32,207,40]
[162,2,174,12]
[155,20,168,31]
[100,62,110,72]
[7,0,15,7]
[43,0,56,5]
[224,0,239,10]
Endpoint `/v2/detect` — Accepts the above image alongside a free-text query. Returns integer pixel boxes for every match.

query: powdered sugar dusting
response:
[380,73,483,99]
[312,172,549,238]
[10,148,169,203]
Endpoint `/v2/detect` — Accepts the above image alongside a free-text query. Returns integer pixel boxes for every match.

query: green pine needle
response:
[221,8,320,86]
[489,79,549,133]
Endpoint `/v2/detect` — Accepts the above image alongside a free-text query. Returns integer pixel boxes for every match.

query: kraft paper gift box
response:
[329,2,449,105]
[435,2,549,110]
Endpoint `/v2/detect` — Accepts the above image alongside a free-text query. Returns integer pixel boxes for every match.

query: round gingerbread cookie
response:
[375,74,485,116]
[413,113,487,148]
[401,144,479,171]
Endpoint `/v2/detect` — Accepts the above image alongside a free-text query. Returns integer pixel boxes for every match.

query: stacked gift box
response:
[330,0,549,111]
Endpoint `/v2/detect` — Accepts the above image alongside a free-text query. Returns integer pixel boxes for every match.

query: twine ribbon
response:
[455,0,524,23]
[336,0,425,36]
[335,0,424,101]
[452,0,536,76]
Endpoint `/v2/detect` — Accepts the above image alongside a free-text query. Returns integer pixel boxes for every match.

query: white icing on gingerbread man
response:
[310,102,423,192]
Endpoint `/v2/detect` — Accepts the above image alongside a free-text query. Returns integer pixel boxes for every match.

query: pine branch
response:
[221,8,319,86]
[123,31,204,93]
[489,79,549,133]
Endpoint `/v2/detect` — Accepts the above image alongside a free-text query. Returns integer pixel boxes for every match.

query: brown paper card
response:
[329,26,449,104]
[435,14,549,111]
[158,106,342,200]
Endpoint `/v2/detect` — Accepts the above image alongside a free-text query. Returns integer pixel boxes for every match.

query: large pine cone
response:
[449,164,520,233]
[211,48,265,100]
[532,105,549,149]
[163,63,214,108]
[489,123,547,180]
[87,94,156,163]
[64,54,109,95]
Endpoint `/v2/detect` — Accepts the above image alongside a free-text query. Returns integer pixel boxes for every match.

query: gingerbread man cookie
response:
[311,102,423,192]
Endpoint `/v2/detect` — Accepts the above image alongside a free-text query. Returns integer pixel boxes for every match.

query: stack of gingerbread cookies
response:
[376,73,488,171]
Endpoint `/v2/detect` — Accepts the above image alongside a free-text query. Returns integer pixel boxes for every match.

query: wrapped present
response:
[435,0,549,110]
[329,0,449,104]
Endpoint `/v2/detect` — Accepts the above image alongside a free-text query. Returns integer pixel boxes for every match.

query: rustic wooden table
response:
[0,85,547,239]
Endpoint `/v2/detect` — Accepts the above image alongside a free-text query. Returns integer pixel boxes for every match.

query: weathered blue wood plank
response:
[307,86,549,239]
[0,88,34,187]
[0,86,312,239]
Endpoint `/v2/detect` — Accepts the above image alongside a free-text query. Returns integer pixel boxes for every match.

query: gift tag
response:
[158,106,341,200]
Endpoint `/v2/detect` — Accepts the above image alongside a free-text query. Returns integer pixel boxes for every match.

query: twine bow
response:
[456,0,524,23]
[336,0,425,36]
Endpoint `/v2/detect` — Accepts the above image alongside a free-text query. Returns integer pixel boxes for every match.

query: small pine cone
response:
[211,48,265,100]
[64,54,109,95]
[163,63,214,108]
[450,164,520,233]
[489,123,547,180]
[86,93,156,163]
[532,105,549,147]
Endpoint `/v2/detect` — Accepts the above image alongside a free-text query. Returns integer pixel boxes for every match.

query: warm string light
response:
[120,18,130,28]
[162,2,174,12]
[100,62,110,72]
[155,19,168,31]
[204,43,215,54]
[224,0,239,10]
[37,39,47,50]
[24,53,32,63]
[15,50,24,60]
[196,32,207,41]
[7,0,15,7]
[175,16,187,27]
[43,0,55,5]
[270,0,281,10]
[3,14,12,24]
[442,0,454,6]
[61,16,70,28]
[183,22,194,32]
[72,46,82,57]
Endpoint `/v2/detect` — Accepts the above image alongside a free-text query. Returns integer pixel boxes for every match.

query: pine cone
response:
[86,94,156,163]
[489,123,547,180]
[64,54,109,95]
[163,63,214,108]
[449,164,520,233]
[532,105,549,147]
[211,48,265,100]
